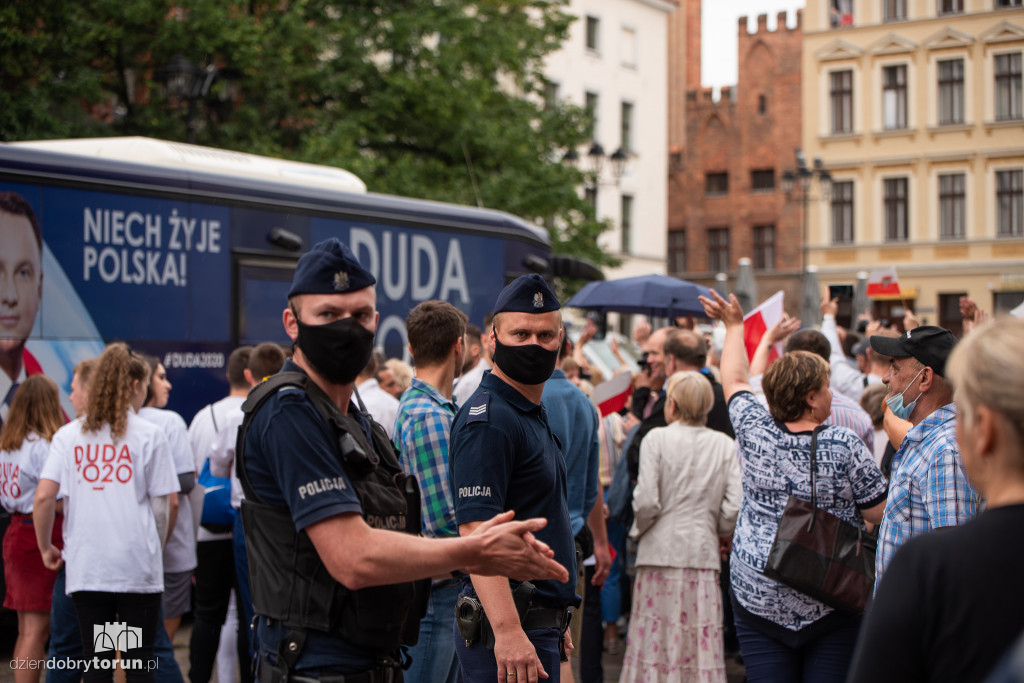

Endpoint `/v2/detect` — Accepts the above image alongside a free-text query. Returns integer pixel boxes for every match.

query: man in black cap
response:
[449,274,579,683]
[236,239,568,683]
[870,325,981,586]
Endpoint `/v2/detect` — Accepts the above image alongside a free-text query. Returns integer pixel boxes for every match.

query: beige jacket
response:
[630,422,742,571]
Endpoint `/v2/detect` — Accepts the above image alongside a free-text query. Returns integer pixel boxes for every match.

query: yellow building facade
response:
[802,0,1024,331]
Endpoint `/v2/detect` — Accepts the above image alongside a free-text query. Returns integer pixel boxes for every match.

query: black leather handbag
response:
[763,426,877,614]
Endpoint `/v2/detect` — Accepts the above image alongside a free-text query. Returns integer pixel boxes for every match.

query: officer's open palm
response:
[495,627,547,683]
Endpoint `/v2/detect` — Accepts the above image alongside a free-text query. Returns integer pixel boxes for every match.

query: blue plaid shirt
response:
[393,377,458,538]
[875,403,980,588]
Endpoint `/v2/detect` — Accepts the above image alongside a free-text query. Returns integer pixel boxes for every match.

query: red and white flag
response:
[866,267,901,297]
[592,371,633,417]
[743,290,785,363]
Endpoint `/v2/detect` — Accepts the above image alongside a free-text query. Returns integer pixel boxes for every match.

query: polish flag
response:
[866,267,901,297]
[592,371,633,417]
[743,290,785,363]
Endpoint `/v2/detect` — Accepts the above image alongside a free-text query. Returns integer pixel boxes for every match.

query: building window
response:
[621,101,634,153]
[707,228,730,273]
[585,91,599,138]
[753,225,776,270]
[938,0,963,13]
[831,180,855,244]
[542,80,559,111]
[939,173,966,240]
[883,0,906,21]
[668,230,687,274]
[830,0,855,26]
[830,70,854,134]
[620,26,637,68]
[585,186,598,213]
[994,290,1024,314]
[706,172,729,196]
[997,169,1023,237]
[885,177,909,241]
[585,15,600,52]
[996,0,1023,7]
[938,293,967,338]
[758,95,767,114]
[937,59,964,125]
[883,65,908,130]
[995,53,1022,121]
[620,195,633,254]
[750,169,775,192]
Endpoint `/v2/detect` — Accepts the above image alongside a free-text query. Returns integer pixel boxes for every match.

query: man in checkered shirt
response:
[393,299,468,683]
[870,325,981,589]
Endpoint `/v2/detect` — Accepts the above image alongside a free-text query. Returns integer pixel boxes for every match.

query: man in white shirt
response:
[453,323,490,407]
[355,352,399,437]
[821,299,895,401]
[187,346,252,683]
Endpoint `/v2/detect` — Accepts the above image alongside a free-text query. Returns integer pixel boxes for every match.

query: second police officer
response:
[449,274,579,683]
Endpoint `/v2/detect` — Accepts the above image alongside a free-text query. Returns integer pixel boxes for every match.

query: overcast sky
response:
[702,1,806,89]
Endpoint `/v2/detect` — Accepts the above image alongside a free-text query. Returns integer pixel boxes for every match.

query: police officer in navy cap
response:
[449,273,580,683]
[236,241,568,683]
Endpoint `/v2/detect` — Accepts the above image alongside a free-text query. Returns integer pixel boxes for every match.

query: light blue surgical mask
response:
[885,367,924,420]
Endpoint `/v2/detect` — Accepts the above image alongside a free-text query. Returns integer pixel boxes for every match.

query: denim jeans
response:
[47,567,83,683]
[600,517,626,625]
[454,624,561,683]
[734,608,863,683]
[154,606,185,683]
[233,510,255,661]
[403,580,459,683]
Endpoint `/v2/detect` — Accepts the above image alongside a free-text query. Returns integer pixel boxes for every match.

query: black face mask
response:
[295,316,375,386]
[492,333,559,386]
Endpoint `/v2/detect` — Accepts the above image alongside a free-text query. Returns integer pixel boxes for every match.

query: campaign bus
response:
[0,137,588,422]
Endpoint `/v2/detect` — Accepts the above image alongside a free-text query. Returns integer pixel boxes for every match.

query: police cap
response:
[493,274,560,314]
[286,238,376,299]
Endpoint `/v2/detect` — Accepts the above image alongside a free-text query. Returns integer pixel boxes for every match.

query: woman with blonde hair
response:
[0,376,65,683]
[620,370,742,682]
[700,291,887,682]
[33,343,180,683]
[849,316,1024,682]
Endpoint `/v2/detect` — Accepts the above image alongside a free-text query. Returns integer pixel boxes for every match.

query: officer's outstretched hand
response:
[464,511,570,583]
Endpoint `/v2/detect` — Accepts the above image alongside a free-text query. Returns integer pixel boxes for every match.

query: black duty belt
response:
[521,606,572,631]
[257,662,400,683]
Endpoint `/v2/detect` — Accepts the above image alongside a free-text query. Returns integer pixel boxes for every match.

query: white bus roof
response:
[9,136,367,194]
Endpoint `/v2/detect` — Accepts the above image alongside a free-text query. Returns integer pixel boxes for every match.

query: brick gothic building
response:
[669,9,805,313]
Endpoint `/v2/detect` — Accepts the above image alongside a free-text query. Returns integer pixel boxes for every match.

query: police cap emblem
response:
[333,270,350,291]
[533,292,544,309]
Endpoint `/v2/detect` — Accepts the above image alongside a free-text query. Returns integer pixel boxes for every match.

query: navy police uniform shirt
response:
[243,358,377,673]
[448,371,578,607]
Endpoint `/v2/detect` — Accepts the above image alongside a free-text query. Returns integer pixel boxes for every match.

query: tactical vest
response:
[235,372,429,653]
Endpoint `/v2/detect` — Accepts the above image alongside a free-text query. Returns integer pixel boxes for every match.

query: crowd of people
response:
[2,236,1023,683]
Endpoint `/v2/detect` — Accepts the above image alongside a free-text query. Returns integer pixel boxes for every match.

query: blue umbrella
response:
[565,274,712,318]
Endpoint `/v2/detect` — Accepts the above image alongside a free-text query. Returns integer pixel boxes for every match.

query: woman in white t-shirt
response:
[138,354,196,641]
[0,375,65,683]
[33,343,180,683]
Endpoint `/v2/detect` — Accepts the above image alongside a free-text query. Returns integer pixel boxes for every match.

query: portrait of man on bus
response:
[0,191,44,422]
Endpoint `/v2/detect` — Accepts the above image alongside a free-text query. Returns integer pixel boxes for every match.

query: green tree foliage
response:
[0,0,615,270]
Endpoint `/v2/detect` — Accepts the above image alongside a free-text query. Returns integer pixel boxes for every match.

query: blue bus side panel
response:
[43,187,231,342]
[309,217,502,356]
[1,181,231,418]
